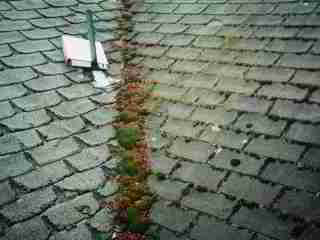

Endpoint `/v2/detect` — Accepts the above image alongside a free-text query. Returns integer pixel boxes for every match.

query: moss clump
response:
[117,127,139,149]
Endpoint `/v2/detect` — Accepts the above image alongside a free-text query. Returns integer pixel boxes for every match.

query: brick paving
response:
[0,0,320,240]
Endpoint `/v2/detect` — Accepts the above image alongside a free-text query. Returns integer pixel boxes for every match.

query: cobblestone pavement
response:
[1,0,320,240]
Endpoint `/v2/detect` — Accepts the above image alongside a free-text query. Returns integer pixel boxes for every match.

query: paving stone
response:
[148,128,170,149]
[215,78,259,95]
[11,40,55,53]
[134,22,160,33]
[273,2,317,14]
[157,23,188,34]
[0,153,33,181]
[25,75,72,92]
[0,85,27,101]
[198,49,238,63]
[50,99,96,118]
[180,15,213,24]
[166,47,201,60]
[246,66,294,83]
[270,100,320,123]
[235,51,279,67]
[200,127,248,150]
[44,192,99,229]
[0,68,37,87]
[193,36,224,48]
[76,126,115,146]
[150,152,178,175]
[0,44,12,57]
[148,176,188,201]
[225,38,269,51]
[173,161,226,191]
[174,4,208,14]
[278,54,320,69]
[137,46,168,58]
[298,226,320,240]
[171,60,207,73]
[204,63,248,78]
[0,32,25,44]
[89,207,114,233]
[14,161,70,190]
[182,190,236,219]
[150,201,196,232]
[216,25,254,38]
[191,215,252,240]
[291,70,320,87]
[0,102,15,120]
[144,57,175,70]
[133,32,164,44]
[96,180,118,197]
[13,91,62,111]
[46,0,77,7]
[211,148,264,176]
[191,107,237,126]
[148,4,179,13]
[275,190,320,221]
[1,110,51,131]
[162,118,203,138]
[38,7,72,17]
[224,95,272,114]
[58,84,100,100]
[287,122,320,145]
[266,39,313,54]
[90,92,117,105]
[205,3,240,14]
[0,181,15,206]
[22,28,62,40]
[0,2,11,10]
[11,0,48,10]
[30,18,68,28]
[49,223,93,240]
[30,138,79,165]
[222,174,281,205]
[152,84,187,100]
[232,207,295,240]
[302,148,320,169]
[0,187,56,222]
[71,3,103,13]
[34,63,73,75]
[2,53,46,67]
[254,26,299,39]
[245,137,304,162]
[161,34,196,47]
[257,83,307,101]
[1,217,49,240]
[197,90,226,107]
[157,228,187,240]
[0,20,32,32]
[262,162,320,192]
[66,145,111,171]
[38,117,85,141]
[234,113,286,137]
[169,139,215,163]
[56,168,105,191]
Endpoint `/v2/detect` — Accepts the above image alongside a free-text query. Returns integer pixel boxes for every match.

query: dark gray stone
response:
[191,216,252,240]
[232,207,295,240]
[29,138,79,165]
[83,108,117,126]
[182,190,236,219]
[210,149,264,176]
[150,201,196,233]
[221,174,281,205]
[302,148,320,169]
[245,137,304,162]
[173,162,226,191]
[66,145,111,171]
[14,161,70,190]
[287,122,320,145]
[2,53,46,67]
[0,181,15,206]
[1,110,51,131]
[13,91,62,111]
[1,217,49,240]
[44,193,99,229]
[89,208,114,233]
[0,153,33,181]
[0,68,37,86]
[11,40,55,53]
[76,126,115,146]
[49,223,93,240]
[148,176,188,201]
[38,117,85,141]
[0,188,56,222]
[50,99,96,118]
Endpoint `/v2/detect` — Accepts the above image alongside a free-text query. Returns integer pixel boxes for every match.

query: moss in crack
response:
[116,127,139,150]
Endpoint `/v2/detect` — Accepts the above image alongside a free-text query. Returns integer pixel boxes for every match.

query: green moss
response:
[116,127,139,149]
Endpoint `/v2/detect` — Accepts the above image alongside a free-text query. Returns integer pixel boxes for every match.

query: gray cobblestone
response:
[287,122,320,145]
[30,18,68,28]
[150,152,178,175]
[34,63,72,75]
[38,7,72,17]
[291,70,320,87]
[302,148,320,169]
[162,118,203,138]
[214,78,260,95]
[278,54,320,69]
[191,216,252,240]
[76,126,115,146]
[57,84,100,100]
[65,145,111,171]
[0,102,15,120]
[169,139,215,163]
[0,181,15,206]
[0,45,12,58]
[235,51,279,67]
[191,107,237,126]
[160,102,195,119]
[50,99,96,118]
[266,39,313,54]
[0,153,32,181]
[210,149,264,176]
[2,53,46,67]
[43,50,64,62]
[14,161,70,190]
[0,20,32,32]
[11,40,55,53]
[182,190,236,219]
[257,83,307,101]
[0,2,11,10]
[0,187,56,222]
[161,34,196,47]
[0,85,27,101]
[150,201,196,232]
[11,0,48,10]
[90,92,117,105]
[13,91,62,111]
[0,32,25,44]
[173,161,226,191]
[22,28,62,40]
[254,26,299,39]
[25,75,71,92]
[29,138,79,165]
[246,66,294,83]
[205,4,240,14]
[46,0,77,7]
[0,68,37,86]
[44,192,99,229]
[49,223,93,240]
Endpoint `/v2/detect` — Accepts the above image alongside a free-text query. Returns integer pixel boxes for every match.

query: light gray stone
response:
[76,126,115,146]
[0,68,37,86]
[0,85,27,101]
[50,99,96,118]
[0,181,16,206]
[25,75,71,92]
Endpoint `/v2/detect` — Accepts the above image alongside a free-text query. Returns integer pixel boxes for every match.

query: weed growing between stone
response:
[102,1,159,239]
